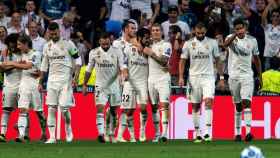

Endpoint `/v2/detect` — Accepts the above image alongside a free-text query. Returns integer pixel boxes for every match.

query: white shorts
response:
[95,83,121,107]
[2,86,18,108]
[46,82,74,107]
[229,77,254,103]
[121,81,148,109]
[18,86,42,111]
[188,76,215,103]
[148,76,171,105]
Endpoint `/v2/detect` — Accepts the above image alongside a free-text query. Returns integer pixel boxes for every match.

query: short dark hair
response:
[0,26,7,34]
[48,22,59,31]
[122,19,135,31]
[233,18,246,27]
[18,34,32,48]
[5,33,19,46]
[195,22,206,29]
[169,25,182,34]
[271,8,280,15]
[99,32,110,40]
[137,28,150,39]
[168,5,179,13]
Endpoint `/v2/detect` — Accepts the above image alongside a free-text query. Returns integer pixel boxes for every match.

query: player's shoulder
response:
[112,38,123,47]
[206,37,218,45]
[246,34,256,40]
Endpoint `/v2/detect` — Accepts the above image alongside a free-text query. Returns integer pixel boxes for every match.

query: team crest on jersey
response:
[246,45,250,49]
[205,45,209,50]
[32,55,36,62]
[192,42,196,49]
[97,50,101,58]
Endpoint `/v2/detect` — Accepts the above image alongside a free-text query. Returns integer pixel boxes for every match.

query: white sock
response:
[244,108,252,135]
[235,111,242,135]
[192,109,200,137]
[47,106,56,140]
[97,113,104,136]
[127,115,135,139]
[1,110,11,135]
[140,112,147,137]
[152,110,160,137]
[117,113,126,139]
[109,114,115,136]
[205,107,212,136]
[18,113,28,138]
[62,109,72,134]
[160,108,169,138]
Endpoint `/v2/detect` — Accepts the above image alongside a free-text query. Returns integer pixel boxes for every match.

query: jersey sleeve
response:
[86,50,95,72]
[31,51,42,70]
[162,42,172,58]
[40,45,49,72]
[181,41,189,59]
[252,38,260,56]
[119,47,128,70]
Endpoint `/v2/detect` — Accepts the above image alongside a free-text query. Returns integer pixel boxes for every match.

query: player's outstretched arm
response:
[143,47,169,67]
[6,61,32,70]
[253,55,263,88]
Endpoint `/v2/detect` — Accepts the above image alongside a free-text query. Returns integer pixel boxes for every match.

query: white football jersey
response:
[2,52,22,88]
[41,39,81,83]
[226,34,259,78]
[86,46,124,89]
[181,37,220,76]
[123,44,148,85]
[20,49,41,88]
[112,36,131,52]
[110,0,131,22]
[161,20,191,41]
[263,24,280,57]
[149,40,172,79]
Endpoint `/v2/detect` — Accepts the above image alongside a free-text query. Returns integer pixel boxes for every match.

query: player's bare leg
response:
[140,104,147,142]
[62,107,73,142]
[35,111,47,141]
[152,104,160,142]
[160,102,169,143]
[192,103,202,143]
[204,98,213,142]
[234,103,242,142]
[45,106,57,144]
[126,109,136,142]
[96,104,105,143]
[243,99,253,142]
[0,107,14,142]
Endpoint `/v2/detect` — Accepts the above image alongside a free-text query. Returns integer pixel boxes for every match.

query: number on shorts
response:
[122,94,129,102]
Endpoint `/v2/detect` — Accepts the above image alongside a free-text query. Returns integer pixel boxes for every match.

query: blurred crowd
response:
[0,0,279,95]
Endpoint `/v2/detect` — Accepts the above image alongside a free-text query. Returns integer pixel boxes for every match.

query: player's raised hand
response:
[82,84,88,96]
[178,77,185,87]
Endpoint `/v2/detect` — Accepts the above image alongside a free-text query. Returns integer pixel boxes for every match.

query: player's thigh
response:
[189,77,203,103]
[18,90,32,109]
[201,77,215,100]
[31,89,43,111]
[240,78,254,101]
[121,83,136,109]
[136,86,148,106]
[2,87,18,108]
[228,78,241,103]
[148,80,159,105]
[109,88,122,107]
[95,86,109,106]
[155,79,170,104]
[58,83,74,107]
[46,87,59,106]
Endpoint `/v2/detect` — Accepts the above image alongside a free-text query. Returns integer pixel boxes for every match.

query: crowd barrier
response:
[0,93,279,140]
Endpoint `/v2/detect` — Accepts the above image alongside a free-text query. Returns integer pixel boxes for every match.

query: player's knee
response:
[242,99,251,109]
[109,107,117,117]
[19,108,28,113]
[96,104,104,113]
[192,103,201,112]
[205,98,213,108]
[126,109,134,116]
[140,104,146,113]
[235,103,243,112]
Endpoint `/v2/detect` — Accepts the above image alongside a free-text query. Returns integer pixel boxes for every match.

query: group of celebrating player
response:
[0,16,262,144]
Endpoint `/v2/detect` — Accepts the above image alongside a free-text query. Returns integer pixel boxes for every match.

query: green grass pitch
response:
[0,140,278,158]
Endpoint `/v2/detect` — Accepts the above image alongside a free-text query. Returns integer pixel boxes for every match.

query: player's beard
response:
[196,36,205,41]
[102,46,110,52]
